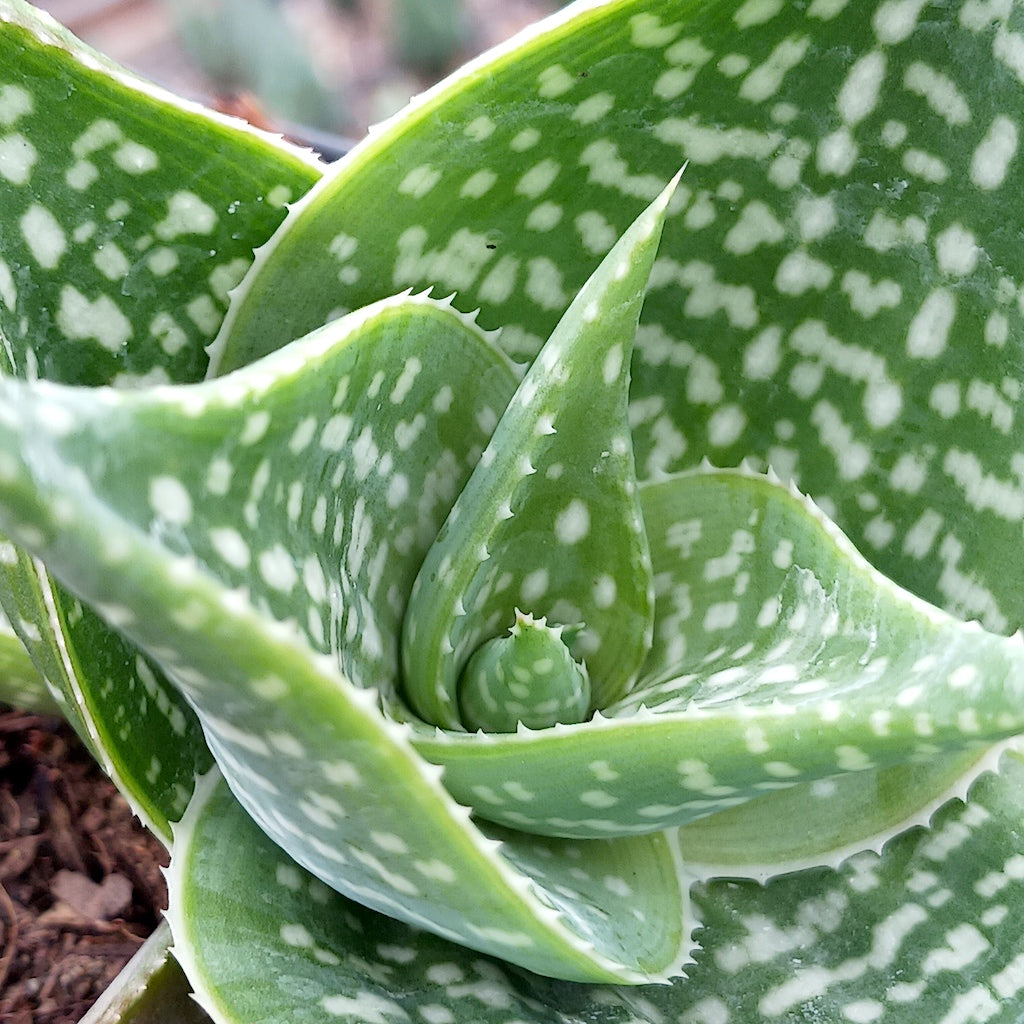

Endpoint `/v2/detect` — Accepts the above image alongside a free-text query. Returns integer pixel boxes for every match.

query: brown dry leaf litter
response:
[0,709,169,1024]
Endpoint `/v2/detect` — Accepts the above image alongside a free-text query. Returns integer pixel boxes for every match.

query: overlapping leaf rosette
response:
[5,1,1024,1021]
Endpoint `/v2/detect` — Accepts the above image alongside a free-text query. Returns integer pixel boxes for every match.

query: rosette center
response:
[458,610,591,732]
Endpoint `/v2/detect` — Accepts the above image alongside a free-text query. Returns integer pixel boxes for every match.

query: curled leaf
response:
[0,196,693,980]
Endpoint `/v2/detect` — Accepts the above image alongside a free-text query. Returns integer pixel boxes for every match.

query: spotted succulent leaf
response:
[168,772,682,1024]
[0,0,320,386]
[0,0,321,836]
[0,255,695,982]
[675,744,996,879]
[0,539,92,731]
[212,0,1024,644]
[0,526,215,833]
[170,750,1024,1024]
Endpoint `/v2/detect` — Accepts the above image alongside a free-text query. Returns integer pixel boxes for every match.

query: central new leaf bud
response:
[401,176,677,732]
[458,610,591,732]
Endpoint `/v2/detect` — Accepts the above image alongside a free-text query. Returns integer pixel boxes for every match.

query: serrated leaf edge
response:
[682,739,1022,884]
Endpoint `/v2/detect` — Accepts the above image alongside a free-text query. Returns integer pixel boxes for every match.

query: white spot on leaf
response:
[21,204,66,269]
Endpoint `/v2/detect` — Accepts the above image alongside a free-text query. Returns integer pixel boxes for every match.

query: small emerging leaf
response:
[458,610,591,732]
[402,174,679,731]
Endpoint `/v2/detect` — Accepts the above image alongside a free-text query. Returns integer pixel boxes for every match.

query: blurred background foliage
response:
[34,0,561,150]
[166,0,345,132]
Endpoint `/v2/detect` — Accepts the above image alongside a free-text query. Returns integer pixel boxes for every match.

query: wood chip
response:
[51,870,133,921]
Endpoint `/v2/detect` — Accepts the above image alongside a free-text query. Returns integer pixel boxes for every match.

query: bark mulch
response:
[0,709,169,1024]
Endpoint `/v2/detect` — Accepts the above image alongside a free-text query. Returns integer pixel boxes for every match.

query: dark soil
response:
[0,710,169,1024]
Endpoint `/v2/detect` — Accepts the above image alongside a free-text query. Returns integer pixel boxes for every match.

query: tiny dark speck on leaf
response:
[486,243,497,250]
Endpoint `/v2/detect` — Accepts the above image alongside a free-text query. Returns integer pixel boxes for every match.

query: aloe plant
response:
[4,0,1024,1021]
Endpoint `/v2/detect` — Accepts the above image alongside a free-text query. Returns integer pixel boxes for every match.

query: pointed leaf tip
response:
[401,182,681,729]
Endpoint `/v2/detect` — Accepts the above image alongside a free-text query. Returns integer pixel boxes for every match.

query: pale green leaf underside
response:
[171,753,1024,1024]
[0,602,57,715]
[0,0,322,836]
[675,744,998,877]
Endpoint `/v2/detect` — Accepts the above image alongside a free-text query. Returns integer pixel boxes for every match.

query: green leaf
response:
[456,610,593,733]
[0,0,322,836]
[674,746,995,876]
[169,772,638,1024]
[170,752,1024,1024]
[0,0,321,387]
[0,597,56,715]
[675,749,1024,1024]
[211,0,1024,642]
[0,521,213,832]
[78,921,211,1024]
[401,174,677,729]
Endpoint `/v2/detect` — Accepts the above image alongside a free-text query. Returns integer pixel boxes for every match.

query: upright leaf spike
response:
[401,172,682,731]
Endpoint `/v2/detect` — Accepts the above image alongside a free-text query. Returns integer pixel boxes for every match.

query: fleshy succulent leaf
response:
[412,469,1024,840]
[675,749,1024,1024]
[401,175,677,730]
[0,281,688,982]
[0,597,56,714]
[171,752,1024,1024]
[0,539,90,729]
[169,772,680,1024]
[0,0,322,837]
[0,0,321,387]
[210,0,1024,643]
[675,745,1000,878]
[458,610,592,732]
